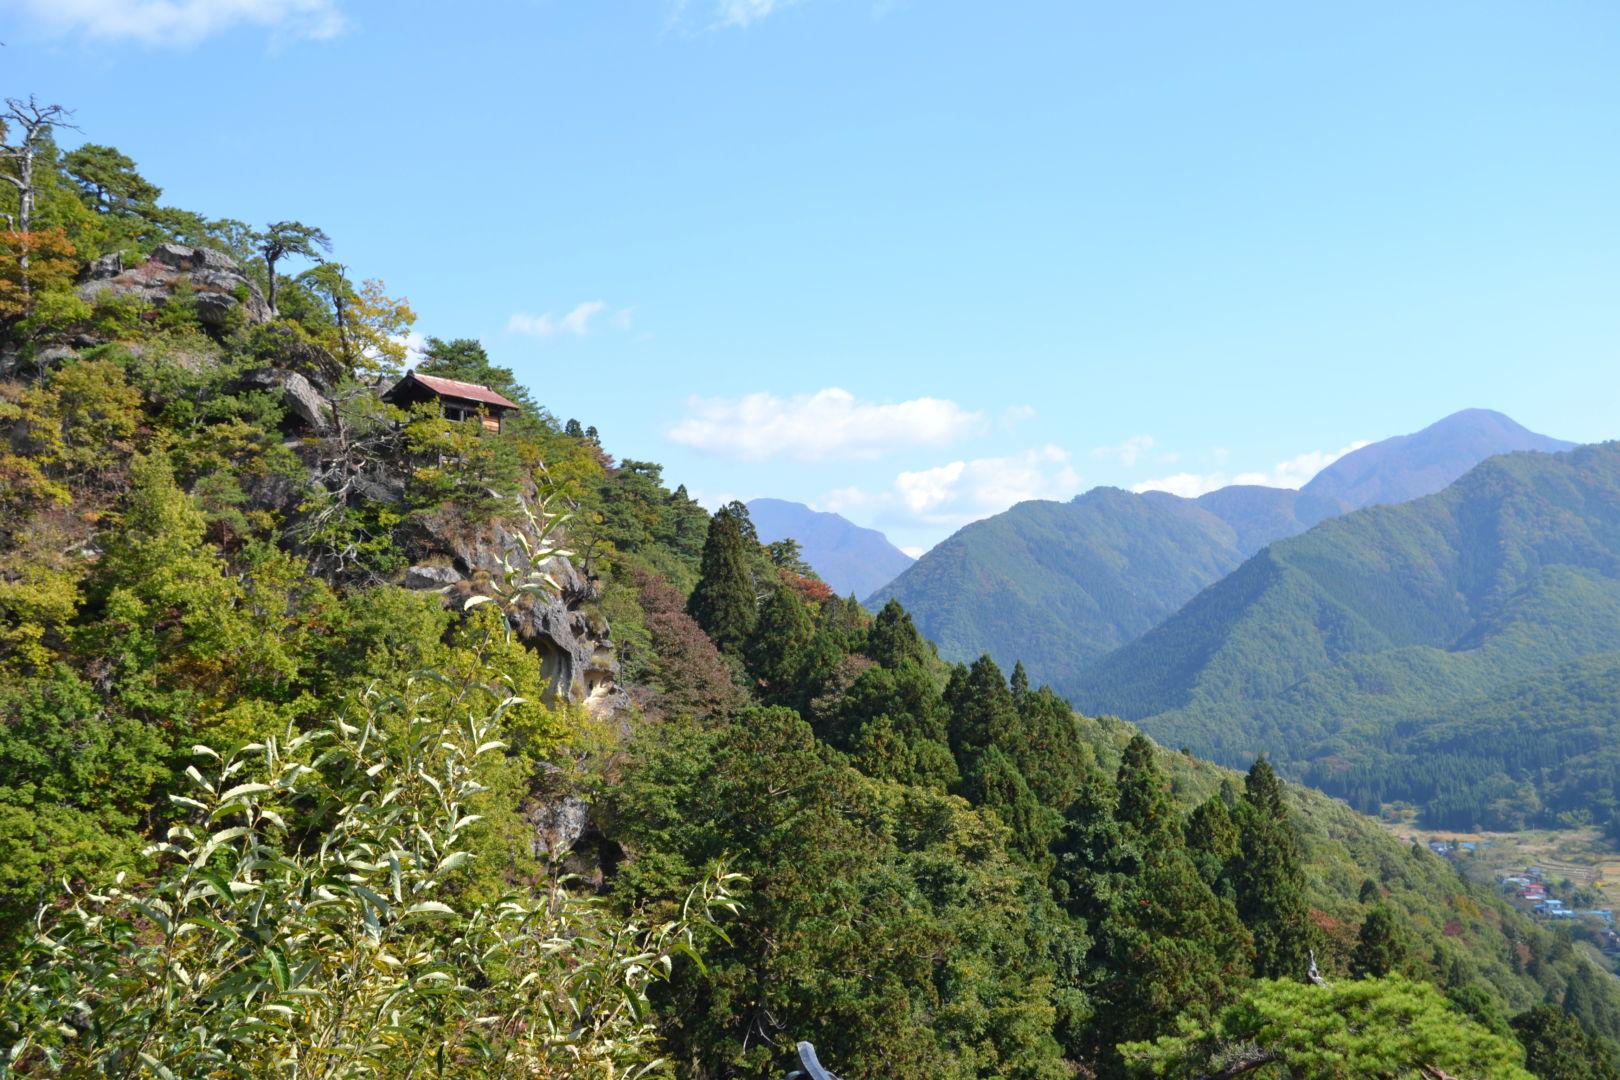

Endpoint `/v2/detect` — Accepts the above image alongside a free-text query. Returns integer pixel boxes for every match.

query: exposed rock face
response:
[404,563,462,590]
[248,322,346,391]
[528,793,590,858]
[77,243,272,328]
[404,511,628,719]
[238,368,333,433]
[248,375,629,866]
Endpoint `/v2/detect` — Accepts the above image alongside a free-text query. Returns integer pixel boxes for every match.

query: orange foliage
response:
[781,570,835,606]
[0,228,79,319]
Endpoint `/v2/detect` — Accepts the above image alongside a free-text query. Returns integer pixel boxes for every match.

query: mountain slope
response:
[747,498,913,598]
[867,489,1263,687]
[870,410,1571,693]
[1304,650,1620,830]
[1074,441,1620,794]
[1303,408,1574,509]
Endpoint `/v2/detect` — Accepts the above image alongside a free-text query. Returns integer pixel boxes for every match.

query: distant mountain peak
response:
[1302,408,1573,511]
[747,499,914,599]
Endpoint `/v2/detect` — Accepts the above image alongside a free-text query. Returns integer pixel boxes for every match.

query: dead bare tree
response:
[0,96,79,245]
[285,384,408,581]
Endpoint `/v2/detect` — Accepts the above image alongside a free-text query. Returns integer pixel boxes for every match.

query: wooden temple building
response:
[382,371,521,432]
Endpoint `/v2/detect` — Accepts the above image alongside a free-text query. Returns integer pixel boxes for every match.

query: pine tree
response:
[743,583,814,704]
[959,743,1061,865]
[1000,685,1089,812]
[1231,757,1316,979]
[1513,1004,1620,1080]
[1350,903,1407,978]
[1057,743,1252,1073]
[1010,659,1030,705]
[865,598,927,669]
[1123,977,1536,1080]
[945,654,1016,755]
[686,504,757,656]
[1115,733,1176,844]
[1185,792,1239,887]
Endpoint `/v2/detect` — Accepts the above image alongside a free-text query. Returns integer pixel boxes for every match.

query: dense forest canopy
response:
[0,95,1615,1078]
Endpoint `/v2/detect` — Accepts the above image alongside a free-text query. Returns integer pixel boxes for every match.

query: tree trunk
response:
[335,292,350,363]
[15,144,33,282]
[266,254,279,316]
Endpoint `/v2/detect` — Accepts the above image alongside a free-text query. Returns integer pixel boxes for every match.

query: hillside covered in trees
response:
[870,410,1572,697]
[0,97,1615,1079]
[1076,441,1620,836]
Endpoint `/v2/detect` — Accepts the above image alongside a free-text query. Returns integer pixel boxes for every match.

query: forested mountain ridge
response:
[0,97,1613,1079]
[746,496,913,597]
[869,409,1571,696]
[1076,441,1620,831]
[867,487,1264,688]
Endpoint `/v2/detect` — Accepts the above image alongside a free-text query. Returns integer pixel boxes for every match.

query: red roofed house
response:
[382,371,521,433]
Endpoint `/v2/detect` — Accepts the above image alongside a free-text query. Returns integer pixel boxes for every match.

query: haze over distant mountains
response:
[747,498,914,599]
[868,409,1574,694]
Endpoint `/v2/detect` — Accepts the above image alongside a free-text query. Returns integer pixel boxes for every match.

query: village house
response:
[382,371,521,432]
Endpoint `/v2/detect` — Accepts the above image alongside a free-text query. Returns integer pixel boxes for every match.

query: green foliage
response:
[1185,792,1239,886]
[744,582,814,703]
[831,659,956,788]
[1054,750,1252,1074]
[1512,1004,1620,1080]
[402,402,524,520]
[1351,904,1409,978]
[0,678,738,1076]
[63,142,161,215]
[0,670,168,948]
[1232,758,1316,978]
[606,706,1072,1079]
[1080,443,1620,838]
[867,597,930,669]
[686,502,758,655]
[1122,976,1535,1079]
[258,219,331,314]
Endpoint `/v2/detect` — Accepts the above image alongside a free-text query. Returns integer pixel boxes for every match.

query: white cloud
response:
[671,0,800,28]
[899,545,926,559]
[1090,434,1156,468]
[16,0,346,46]
[394,330,428,366]
[507,301,629,340]
[1130,471,1227,498]
[1001,404,1037,427]
[1132,439,1371,498]
[688,488,739,512]
[1260,442,1372,488]
[821,445,1081,531]
[667,388,984,462]
[717,0,794,25]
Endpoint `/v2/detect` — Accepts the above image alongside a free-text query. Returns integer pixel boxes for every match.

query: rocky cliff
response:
[78,242,273,328]
[65,244,629,721]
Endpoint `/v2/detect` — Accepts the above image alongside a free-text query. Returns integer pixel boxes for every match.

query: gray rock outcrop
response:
[403,511,628,718]
[77,243,272,328]
[238,368,333,433]
[404,563,462,590]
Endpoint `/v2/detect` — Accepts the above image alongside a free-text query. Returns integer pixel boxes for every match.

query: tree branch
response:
[1197,1051,1283,1080]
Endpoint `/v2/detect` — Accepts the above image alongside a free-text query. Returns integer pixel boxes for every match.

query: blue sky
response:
[9,0,1620,552]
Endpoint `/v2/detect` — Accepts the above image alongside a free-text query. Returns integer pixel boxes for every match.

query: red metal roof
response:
[401,372,521,411]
